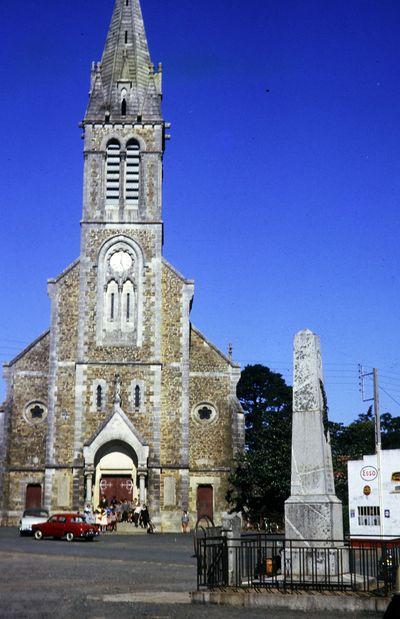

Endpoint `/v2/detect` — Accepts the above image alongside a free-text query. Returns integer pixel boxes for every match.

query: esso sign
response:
[360,466,378,482]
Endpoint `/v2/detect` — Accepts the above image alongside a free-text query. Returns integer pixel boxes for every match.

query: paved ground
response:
[0,528,385,618]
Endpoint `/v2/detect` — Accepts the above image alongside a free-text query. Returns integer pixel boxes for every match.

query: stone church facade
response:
[0,0,244,531]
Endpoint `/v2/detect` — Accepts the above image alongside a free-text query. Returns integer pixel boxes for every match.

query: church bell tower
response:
[82,0,165,225]
[62,0,168,510]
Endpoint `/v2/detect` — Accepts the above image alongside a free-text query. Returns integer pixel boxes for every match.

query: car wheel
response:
[34,530,43,540]
[66,532,74,542]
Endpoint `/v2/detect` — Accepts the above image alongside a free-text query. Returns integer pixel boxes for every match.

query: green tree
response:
[226,365,292,526]
[227,364,400,529]
[381,412,400,449]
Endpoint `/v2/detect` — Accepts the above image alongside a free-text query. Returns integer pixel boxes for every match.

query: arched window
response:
[105,280,119,327]
[106,140,121,204]
[96,385,103,409]
[97,238,143,346]
[125,140,140,207]
[122,280,135,322]
[135,385,141,409]
[121,99,127,116]
[91,380,107,412]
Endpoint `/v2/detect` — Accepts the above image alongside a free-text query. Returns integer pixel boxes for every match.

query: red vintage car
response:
[32,513,99,542]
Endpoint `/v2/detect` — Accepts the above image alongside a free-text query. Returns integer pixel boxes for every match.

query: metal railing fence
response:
[196,533,400,595]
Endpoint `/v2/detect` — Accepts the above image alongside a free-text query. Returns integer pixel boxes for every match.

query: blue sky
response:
[1,0,400,424]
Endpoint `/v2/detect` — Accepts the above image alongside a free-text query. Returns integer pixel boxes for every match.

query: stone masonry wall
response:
[2,333,50,516]
[5,333,50,469]
[50,263,80,466]
[6,471,45,520]
[189,328,230,373]
[160,262,184,466]
[81,364,154,446]
[189,376,232,469]
[57,263,79,362]
[189,328,234,470]
[161,263,184,363]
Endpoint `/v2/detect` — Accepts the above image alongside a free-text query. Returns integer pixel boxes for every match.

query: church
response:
[0,0,244,531]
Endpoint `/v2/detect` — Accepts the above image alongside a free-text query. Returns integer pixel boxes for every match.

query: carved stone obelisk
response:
[285,329,343,543]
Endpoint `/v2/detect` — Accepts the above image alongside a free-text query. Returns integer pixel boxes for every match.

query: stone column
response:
[139,473,147,503]
[221,513,242,586]
[85,469,94,504]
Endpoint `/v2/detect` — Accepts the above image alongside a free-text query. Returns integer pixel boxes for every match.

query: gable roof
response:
[191,324,240,369]
[5,329,50,368]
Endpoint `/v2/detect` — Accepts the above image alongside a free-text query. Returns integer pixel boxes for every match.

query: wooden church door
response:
[100,475,133,503]
[196,485,213,521]
[25,484,42,509]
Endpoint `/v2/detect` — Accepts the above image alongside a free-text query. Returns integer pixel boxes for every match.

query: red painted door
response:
[100,475,133,503]
[25,484,42,509]
[196,485,213,521]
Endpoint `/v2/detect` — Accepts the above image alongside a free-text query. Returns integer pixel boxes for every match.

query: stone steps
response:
[108,523,149,535]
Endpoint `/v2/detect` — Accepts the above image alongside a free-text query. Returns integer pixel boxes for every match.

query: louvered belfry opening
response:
[106,140,121,204]
[125,140,140,206]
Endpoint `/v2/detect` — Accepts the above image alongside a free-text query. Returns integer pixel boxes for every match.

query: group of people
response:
[83,497,154,533]
[83,499,191,534]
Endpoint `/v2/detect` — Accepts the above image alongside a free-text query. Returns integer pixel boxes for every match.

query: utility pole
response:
[373,368,381,450]
[373,368,384,538]
[359,365,384,537]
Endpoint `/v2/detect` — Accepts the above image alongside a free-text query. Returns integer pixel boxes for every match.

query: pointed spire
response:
[85,0,162,122]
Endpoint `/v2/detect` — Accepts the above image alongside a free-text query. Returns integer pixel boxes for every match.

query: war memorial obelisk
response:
[285,329,344,543]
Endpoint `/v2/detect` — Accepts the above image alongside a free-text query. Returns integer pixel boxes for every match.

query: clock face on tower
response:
[109,250,133,274]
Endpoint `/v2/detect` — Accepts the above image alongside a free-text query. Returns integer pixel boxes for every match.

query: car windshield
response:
[23,509,48,518]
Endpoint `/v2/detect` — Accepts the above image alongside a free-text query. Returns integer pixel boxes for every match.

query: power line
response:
[379,378,400,389]
[379,385,400,410]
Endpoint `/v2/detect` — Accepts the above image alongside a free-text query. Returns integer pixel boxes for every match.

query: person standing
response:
[133,502,141,527]
[181,509,190,533]
[110,509,117,532]
[140,504,150,529]
[99,508,108,532]
[84,504,95,525]
[121,500,129,522]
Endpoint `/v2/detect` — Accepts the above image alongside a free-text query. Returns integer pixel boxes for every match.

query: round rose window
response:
[192,402,218,424]
[23,401,48,426]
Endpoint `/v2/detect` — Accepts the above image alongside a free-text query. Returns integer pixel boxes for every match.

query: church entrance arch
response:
[93,440,138,507]
[83,409,149,507]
